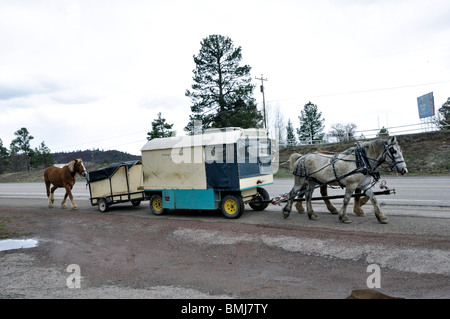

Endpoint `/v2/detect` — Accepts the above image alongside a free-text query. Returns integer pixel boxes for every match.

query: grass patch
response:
[0,216,24,239]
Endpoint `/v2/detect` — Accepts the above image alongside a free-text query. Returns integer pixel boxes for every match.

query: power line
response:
[267,79,450,103]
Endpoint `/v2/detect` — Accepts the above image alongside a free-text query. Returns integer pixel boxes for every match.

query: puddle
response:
[0,239,38,252]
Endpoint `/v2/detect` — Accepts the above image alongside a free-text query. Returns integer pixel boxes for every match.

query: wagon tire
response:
[131,200,141,206]
[98,198,109,213]
[249,187,270,211]
[150,195,167,215]
[221,195,244,219]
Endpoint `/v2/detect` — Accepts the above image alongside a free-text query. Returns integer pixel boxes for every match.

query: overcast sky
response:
[1,0,449,156]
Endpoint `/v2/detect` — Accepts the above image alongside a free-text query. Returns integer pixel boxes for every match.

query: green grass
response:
[0,216,21,239]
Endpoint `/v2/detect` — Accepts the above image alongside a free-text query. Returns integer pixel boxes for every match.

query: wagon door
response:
[204,143,239,190]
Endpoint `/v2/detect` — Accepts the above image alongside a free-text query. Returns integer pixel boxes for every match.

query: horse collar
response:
[356,146,380,181]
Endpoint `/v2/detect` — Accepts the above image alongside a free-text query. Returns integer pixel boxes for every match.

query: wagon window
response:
[205,144,234,164]
[205,144,224,163]
[258,139,271,164]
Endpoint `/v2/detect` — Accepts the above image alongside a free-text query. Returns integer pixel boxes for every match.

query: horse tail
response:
[289,153,302,170]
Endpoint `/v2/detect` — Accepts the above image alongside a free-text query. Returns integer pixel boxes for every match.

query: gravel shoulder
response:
[1,199,449,300]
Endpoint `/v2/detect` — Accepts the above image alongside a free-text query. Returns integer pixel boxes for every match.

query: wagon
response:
[140,128,274,218]
[87,160,145,212]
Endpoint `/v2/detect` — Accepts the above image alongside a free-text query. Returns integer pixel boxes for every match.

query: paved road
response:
[1,175,449,218]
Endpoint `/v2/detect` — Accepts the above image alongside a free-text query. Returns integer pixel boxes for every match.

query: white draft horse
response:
[44,158,87,210]
[289,152,370,217]
[283,137,407,224]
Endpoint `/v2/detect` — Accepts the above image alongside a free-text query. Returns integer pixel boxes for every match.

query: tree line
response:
[0,127,54,174]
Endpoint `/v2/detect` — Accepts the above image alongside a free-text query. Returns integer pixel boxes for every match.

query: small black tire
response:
[131,200,141,206]
[98,198,109,213]
[220,195,244,219]
[249,187,270,211]
[149,195,167,215]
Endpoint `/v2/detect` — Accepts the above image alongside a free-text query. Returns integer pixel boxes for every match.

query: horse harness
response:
[293,145,381,190]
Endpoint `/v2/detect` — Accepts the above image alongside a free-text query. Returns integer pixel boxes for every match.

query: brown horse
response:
[44,158,87,210]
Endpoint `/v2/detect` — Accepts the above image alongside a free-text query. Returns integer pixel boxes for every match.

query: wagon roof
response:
[141,128,269,151]
[88,160,141,183]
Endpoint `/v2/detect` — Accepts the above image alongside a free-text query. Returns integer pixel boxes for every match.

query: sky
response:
[1,0,449,156]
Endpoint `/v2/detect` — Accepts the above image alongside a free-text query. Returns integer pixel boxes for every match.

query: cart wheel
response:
[98,198,109,213]
[131,200,141,206]
[149,195,166,215]
[221,195,244,219]
[249,187,270,211]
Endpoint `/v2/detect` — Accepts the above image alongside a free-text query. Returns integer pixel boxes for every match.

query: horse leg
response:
[306,182,319,220]
[320,185,338,214]
[365,188,388,224]
[339,186,356,224]
[64,185,78,210]
[49,186,57,208]
[283,176,304,218]
[45,181,52,208]
[294,185,306,214]
[61,191,68,209]
[353,189,368,216]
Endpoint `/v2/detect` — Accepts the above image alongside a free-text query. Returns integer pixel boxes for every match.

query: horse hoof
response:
[378,217,388,224]
[72,206,78,211]
[282,209,291,219]
[308,213,319,220]
[330,209,339,215]
[62,205,67,209]
[339,216,352,224]
[48,205,53,209]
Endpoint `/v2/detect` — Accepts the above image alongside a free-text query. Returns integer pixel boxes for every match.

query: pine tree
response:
[10,127,34,171]
[147,112,174,141]
[438,97,450,130]
[31,141,54,168]
[0,138,9,173]
[286,119,296,146]
[185,34,263,132]
[296,102,325,144]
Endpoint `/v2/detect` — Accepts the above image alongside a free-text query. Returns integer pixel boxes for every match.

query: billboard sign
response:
[417,92,435,119]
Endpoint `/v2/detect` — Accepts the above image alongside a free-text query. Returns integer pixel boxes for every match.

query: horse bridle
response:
[383,141,405,171]
[76,162,87,177]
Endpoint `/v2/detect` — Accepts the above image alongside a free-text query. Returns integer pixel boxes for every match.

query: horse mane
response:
[360,139,386,155]
[66,158,82,173]
[289,153,302,170]
[67,160,76,173]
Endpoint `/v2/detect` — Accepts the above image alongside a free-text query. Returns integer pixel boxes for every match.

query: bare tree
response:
[268,104,285,142]
[328,123,357,142]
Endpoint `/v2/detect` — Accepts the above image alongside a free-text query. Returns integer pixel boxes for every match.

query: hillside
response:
[0,150,140,183]
[276,130,450,177]
[0,130,449,183]
[52,149,140,165]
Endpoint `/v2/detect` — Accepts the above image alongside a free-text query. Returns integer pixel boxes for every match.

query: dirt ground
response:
[1,198,449,302]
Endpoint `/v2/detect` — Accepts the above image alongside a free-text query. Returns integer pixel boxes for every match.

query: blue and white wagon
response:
[140,128,274,218]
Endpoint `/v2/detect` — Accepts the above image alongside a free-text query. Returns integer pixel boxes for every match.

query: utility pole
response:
[255,74,268,129]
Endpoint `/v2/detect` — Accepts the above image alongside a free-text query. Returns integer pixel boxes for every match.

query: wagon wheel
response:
[149,195,167,215]
[220,195,244,219]
[98,198,110,213]
[249,187,270,211]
